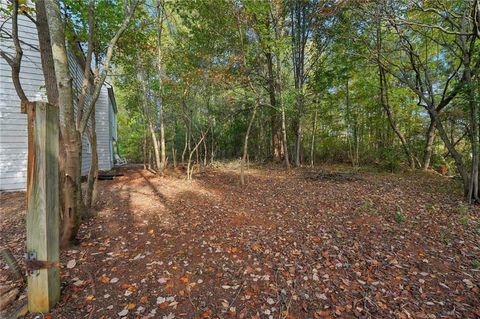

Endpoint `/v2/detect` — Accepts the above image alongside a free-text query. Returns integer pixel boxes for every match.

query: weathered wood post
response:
[25,101,60,312]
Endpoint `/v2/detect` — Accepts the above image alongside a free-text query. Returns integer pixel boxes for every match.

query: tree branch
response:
[79,0,141,133]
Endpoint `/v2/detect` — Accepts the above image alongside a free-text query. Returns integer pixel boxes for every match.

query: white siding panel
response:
[0,9,41,191]
[81,135,92,176]
[96,87,112,171]
[1,3,116,191]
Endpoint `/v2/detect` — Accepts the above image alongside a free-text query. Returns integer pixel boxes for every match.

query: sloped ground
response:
[1,165,479,318]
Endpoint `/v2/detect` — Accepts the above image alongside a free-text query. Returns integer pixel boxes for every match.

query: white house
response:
[0,7,118,191]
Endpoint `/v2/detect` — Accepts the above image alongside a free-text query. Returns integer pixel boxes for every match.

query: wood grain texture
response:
[26,102,60,312]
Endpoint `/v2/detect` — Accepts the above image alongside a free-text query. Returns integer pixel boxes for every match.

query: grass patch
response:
[394,210,406,223]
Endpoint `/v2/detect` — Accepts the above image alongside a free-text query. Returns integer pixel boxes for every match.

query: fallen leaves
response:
[99,274,110,283]
[120,283,137,291]
[118,309,128,317]
[250,243,261,252]
[199,308,213,318]
[0,287,19,311]
[66,259,76,269]
[2,166,479,318]
[463,278,474,288]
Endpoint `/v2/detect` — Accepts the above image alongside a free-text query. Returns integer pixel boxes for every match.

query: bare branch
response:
[0,0,30,111]
[76,0,95,130]
[394,20,474,36]
[79,0,141,133]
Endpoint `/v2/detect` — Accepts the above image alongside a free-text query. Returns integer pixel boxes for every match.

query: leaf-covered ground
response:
[1,165,479,318]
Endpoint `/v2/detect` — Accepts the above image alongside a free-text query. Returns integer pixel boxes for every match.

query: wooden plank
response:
[26,102,60,312]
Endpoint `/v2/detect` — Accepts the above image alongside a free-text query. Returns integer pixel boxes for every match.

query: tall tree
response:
[156,0,167,174]
[289,0,315,166]
[45,0,140,246]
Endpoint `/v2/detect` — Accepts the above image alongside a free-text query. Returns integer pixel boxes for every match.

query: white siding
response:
[108,88,117,167]
[109,100,116,167]
[0,12,44,191]
[109,97,117,141]
[0,5,116,190]
[96,87,112,171]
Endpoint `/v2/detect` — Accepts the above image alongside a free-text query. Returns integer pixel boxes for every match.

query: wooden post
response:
[26,102,60,313]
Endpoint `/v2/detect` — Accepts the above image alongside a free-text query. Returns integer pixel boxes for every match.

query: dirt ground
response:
[1,164,479,319]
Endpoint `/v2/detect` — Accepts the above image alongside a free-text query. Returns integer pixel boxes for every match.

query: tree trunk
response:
[35,0,72,241]
[159,109,166,172]
[157,0,166,174]
[240,98,259,185]
[464,54,479,202]
[423,117,436,170]
[148,142,153,170]
[149,123,162,174]
[44,0,82,247]
[187,129,209,180]
[181,123,188,166]
[171,120,177,168]
[277,53,289,169]
[84,113,98,210]
[281,106,290,169]
[272,2,289,169]
[375,5,414,169]
[290,1,309,167]
[310,110,317,167]
[294,95,304,167]
[35,0,58,105]
[210,123,215,163]
[346,78,355,167]
[195,141,200,169]
[379,67,415,169]
[143,126,148,170]
[429,107,470,195]
[84,138,98,210]
[138,62,162,174]
[266,51,281,162]
[202,136,208,168]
